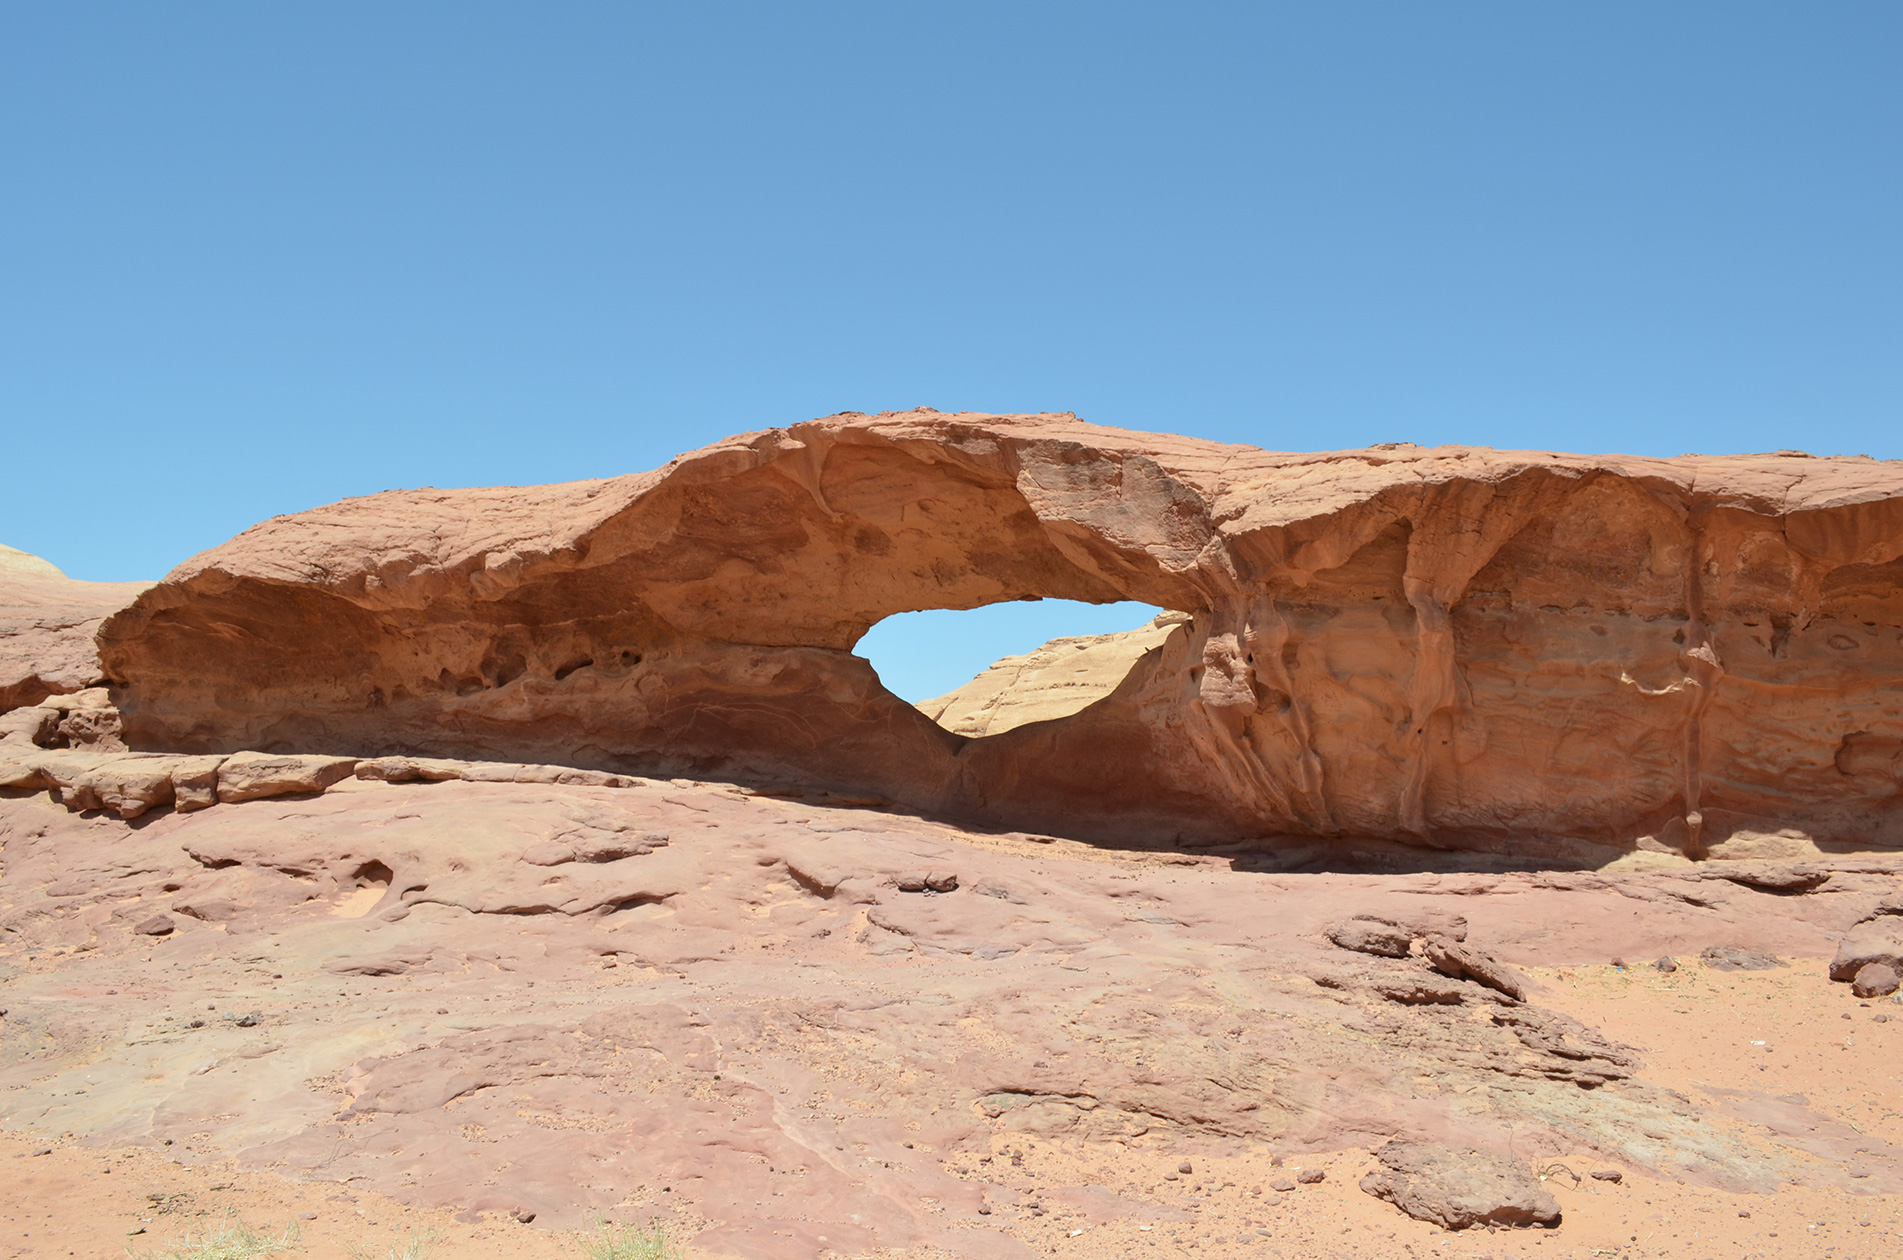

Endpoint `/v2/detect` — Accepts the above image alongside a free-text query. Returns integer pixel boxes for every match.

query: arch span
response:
[98,410,1903,856]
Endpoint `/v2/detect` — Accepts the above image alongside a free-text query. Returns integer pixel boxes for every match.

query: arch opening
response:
[853,599,1178,737]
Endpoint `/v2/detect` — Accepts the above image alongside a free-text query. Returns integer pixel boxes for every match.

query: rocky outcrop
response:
[917,611,1187,736]
[92,410,1903,855]
[1360,1141,1561,1230]
[0,545,151,712]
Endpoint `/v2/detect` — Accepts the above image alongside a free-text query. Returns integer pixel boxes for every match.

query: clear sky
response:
[3,5,1898,699]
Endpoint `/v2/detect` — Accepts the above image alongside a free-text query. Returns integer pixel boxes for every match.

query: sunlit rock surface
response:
[63,410,1903,856]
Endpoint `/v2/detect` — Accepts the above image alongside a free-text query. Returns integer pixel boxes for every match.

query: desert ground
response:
[4,771,1901,1259]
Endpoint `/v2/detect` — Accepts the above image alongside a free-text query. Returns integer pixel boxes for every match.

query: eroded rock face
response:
[93,411,1903,855]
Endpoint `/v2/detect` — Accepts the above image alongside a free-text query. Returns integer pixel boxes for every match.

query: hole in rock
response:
[855,599,1181,738]
[352,860,393,889]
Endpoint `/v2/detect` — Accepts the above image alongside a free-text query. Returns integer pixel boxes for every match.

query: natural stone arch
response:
[96,410,1903,855]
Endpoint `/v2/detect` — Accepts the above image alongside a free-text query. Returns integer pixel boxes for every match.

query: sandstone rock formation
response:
[917,610,1186,736]
[0,545,150,712]
[1360,1141,1561,1230]
[69,411,1903,858]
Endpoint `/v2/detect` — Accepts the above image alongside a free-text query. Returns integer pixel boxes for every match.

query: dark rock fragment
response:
[1654,956,1676,973]
[1590,1168,1623,1183]
[134,914,174,936]
[1297,1169,1325,1184]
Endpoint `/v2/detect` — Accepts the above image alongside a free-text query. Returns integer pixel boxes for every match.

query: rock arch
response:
[97,410,1903,855]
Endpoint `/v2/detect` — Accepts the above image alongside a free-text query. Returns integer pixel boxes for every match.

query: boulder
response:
[215,751,358,803]
[1360,1141,1560,1230]
[1851,962,1900,998]
[1829,923,1903,982]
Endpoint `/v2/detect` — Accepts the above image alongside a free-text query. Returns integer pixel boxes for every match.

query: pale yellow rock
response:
[918,611,1189,737]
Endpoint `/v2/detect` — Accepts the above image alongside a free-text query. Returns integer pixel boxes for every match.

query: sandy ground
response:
[7,966,1900,1260]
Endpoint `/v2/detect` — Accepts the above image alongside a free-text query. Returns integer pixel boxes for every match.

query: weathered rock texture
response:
[0,545,151,712]
[92,411,1903,856]
[1359,1141,1561,1230]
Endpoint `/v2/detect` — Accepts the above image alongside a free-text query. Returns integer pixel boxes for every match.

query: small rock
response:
[134,915,175,936]
[1875,1014,1891,1023]
[895,873,928,892]
[1270,1178,1297,1192]
[1852,961,1901,998]
[1654,956,1677,973]
[925,870,959,893]
[1297,1169,1326,1184]
[510,1208,535,1223]
[233,1012,261,1028]
[298,1213,318,1221]
[1591,1169,1623,1183]
[1700,945,1786,972]
[31,1147,52,1156]
[1178,1161,1193,1174]
[1738,1210,1750,1218]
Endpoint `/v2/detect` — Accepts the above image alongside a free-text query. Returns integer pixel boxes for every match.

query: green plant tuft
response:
[127,1211,301,1260]
[348,1228,437,1260]
[576,1217,683,1260]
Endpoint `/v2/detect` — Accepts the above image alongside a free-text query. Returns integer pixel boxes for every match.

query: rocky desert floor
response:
[3,771,1902,1259]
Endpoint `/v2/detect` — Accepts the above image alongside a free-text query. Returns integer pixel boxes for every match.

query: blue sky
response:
[3,4,1898,700]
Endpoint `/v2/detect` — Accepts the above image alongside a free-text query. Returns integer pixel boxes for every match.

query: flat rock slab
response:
[1701,944,1787,972]
[1360,1141,1560,1230]
[215,751,358,802]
